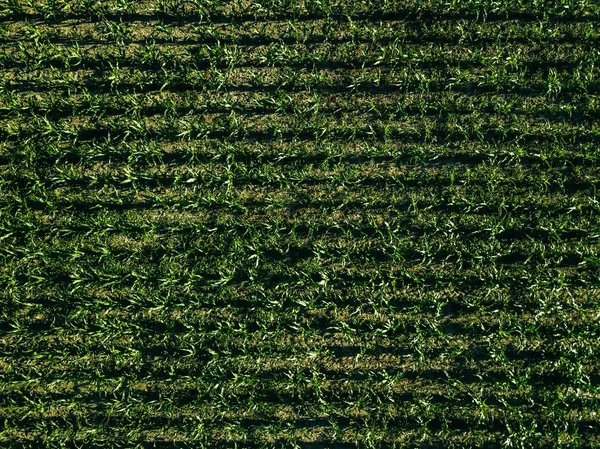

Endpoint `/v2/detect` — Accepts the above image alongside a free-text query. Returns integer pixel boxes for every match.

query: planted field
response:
[1,1,600,448]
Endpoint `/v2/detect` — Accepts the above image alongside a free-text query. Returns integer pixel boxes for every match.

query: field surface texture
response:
[1,0,600,448]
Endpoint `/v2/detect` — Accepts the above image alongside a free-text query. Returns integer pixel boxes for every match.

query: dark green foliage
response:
[1,1,599,448]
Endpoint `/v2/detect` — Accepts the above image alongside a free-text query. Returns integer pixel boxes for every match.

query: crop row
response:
[1,0,599,22]
[2,18,600,47]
